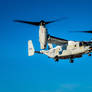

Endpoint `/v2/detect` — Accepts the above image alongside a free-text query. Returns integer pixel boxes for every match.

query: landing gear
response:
[54,56,59,62]
[69,59,74,63]
[88,54,91,56]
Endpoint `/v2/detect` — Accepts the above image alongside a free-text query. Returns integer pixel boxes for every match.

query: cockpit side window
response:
[79,42,82,47]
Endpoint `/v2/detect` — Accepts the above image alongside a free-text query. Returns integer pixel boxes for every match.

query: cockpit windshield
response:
[79,42,89,47]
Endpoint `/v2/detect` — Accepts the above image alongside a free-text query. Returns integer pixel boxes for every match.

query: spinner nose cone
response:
[40,20,45,23]
[40,20,45,25]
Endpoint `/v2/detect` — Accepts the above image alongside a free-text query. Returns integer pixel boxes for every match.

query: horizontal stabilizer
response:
[28,40,35,56]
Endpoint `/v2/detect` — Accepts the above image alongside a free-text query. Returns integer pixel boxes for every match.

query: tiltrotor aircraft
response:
[14,18,92,63]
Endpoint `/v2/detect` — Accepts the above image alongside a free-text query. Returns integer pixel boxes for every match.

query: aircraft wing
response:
[47,35,68,45]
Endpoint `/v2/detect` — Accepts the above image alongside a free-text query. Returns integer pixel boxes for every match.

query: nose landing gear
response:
[54,56,59,62]
[69,59,74,63]
[88,54,91,56]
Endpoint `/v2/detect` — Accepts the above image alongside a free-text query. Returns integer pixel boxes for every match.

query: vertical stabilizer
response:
[28,40,35,56]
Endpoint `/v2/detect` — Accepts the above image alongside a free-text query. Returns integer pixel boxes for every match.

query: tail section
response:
[28,40,35,56]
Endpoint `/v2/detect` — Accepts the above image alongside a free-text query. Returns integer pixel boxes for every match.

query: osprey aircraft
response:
[14,19,92,63]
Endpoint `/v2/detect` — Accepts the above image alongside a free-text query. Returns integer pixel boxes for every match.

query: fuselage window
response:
[74,45,76,47]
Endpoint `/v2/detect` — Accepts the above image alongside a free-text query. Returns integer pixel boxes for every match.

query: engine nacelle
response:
[39,25,48,49]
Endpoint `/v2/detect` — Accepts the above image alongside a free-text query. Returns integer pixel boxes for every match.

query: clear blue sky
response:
[0,0,92,92]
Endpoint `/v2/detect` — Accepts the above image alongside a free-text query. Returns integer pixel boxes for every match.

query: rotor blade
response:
[45,17,68,24]
[14,17,68,25]
[14,20,40,26]
[70,31,92,34]
[81,31,92,33]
